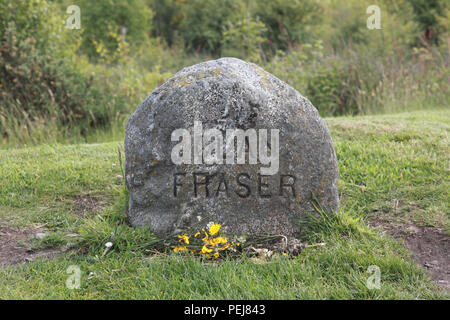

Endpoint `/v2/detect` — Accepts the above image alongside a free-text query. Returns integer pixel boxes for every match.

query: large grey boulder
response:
[124,57,339,237]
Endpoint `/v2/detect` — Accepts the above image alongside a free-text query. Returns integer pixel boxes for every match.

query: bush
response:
[266,33,449,117]
[1,0,448,145]
[76,0,153,59]
[221,15,267,64]
[266,41,359,116]
[0,22,127,134]
[306,64,356,116]
[175,0,242,54]
[253,0,321,52]
[148,0,182,47]
[407,0,448,45]
[0,0,59,50]
[0,0,135,142]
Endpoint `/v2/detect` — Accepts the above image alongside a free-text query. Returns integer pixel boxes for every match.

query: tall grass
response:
[266,33,449,117]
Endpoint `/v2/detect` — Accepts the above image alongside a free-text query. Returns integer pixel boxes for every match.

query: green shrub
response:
[0,0,136,143]
[76,0,153,59]
[176,0,242,54]
[306,64,354,116]
[148,0,182,47]
[0,0,59,50]
[0,22,128,136]
[266,34,449,117]
[253,0,321,52]
[221,15,267,64]
[1,0,448,145]
[407,0,448,45]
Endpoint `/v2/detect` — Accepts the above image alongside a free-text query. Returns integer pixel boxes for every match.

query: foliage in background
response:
[0,0,171,145]
[76,0,153,59]
[0,0,449,145]
[407,0,448,45]
[175,0,241,54]
[148,0,181,47]
[0,0,125,142]
[264,0,449,116]
[222,15,267,64]
[252,0,321,52]
[0,0,63,52]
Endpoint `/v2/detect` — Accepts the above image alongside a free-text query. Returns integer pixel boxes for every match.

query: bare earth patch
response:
[71,195,107,217]
[0,196,106,268]
[0,223,62,267]
[370,216,450,291]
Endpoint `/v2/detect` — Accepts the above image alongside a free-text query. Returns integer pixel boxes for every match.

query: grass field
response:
[0,109,448,299]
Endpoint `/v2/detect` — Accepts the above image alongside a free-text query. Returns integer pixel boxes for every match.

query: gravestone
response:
[124,57,339,237]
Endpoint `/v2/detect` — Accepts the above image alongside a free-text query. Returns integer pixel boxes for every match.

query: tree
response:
[252,0,321,52]
[77,0,153,58]
[407,0,447,45]
[176,0,242,54]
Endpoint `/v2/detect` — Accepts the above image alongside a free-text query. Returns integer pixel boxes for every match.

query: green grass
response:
[0,109,448,299]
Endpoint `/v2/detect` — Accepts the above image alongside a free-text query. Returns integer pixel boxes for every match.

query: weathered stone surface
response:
[124,57,339,237]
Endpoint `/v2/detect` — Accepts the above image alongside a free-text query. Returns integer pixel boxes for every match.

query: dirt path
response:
[370,217,450,291]
[0,223,61,267]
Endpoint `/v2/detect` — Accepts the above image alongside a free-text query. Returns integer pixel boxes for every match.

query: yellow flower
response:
[173,246,187,253]
[209,223,221,236]
[201,245,213,254]
[213,252,219,258]
[202,230,209,242]
[211,237,227,245]
[178,234,189,244]
[194,232,201,237]
[219,243,232,251]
